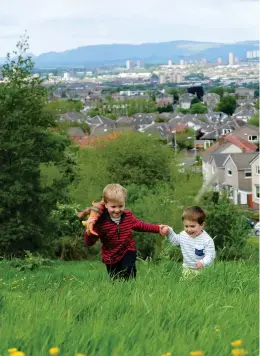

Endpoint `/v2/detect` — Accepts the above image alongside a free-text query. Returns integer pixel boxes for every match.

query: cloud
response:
[0,0,258,56]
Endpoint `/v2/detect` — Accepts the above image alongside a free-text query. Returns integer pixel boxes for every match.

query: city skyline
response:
[1,0,259,57]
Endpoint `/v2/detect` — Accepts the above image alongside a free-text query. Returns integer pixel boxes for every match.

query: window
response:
[248,135,258,142]
[256,185,260,199]
[223,129,231,135]
[244,169,252,178]
[256,166,260,175]
[227,168,232,176]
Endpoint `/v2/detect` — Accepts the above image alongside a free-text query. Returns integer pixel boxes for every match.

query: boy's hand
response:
[159,225,169,237]
[196,261,203,269]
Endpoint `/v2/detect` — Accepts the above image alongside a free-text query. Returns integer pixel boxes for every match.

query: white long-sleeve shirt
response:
[168,227,216,269]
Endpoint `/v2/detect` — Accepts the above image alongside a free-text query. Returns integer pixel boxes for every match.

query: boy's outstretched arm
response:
[167,227,181,246]
[131,213,160,234]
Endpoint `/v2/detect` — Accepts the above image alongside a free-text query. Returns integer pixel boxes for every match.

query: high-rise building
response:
[126,60,133,70]
[229,52,235,66]
[235,56,239,64]
[201,58,207,64]
[217,57,222,65]
[168,60,173,66]
[159,74,166,84]
[247,51,253,59]
[136,60,144,68]
[63,72,70,80]
[176,73,183,83]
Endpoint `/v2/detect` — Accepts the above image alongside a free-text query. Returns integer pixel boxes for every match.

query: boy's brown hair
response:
[182,206,206,225]
[102,184,127,203]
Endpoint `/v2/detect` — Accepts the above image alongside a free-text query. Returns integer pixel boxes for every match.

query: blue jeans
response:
[105,250,137,280]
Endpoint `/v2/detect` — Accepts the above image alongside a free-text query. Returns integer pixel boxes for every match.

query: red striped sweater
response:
[84,209,160,265]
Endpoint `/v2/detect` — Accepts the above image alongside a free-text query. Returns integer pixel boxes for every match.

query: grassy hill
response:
[1,259,258,356]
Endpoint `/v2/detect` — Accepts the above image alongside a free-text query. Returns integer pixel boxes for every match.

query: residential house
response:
[60,112,85,122]
[116,116,134,126]
[222,153,258,205]
[203,93,220,109]
[235,87,255,99]
[202,134,258,188]
[139,122,169,138]
[179,93,197,109]
[132,113,157,129]
[250,154,260,210]
[207,153,229,189]
[155,95,174,106]
[232,107,258,122]
[226,124,259,143]
[86,115,117,136]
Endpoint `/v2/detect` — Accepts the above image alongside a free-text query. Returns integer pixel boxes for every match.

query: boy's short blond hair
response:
[182,206,206,225]
[102,184,127,204]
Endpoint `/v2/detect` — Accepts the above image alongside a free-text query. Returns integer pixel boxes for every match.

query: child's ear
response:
[201,222,205,229]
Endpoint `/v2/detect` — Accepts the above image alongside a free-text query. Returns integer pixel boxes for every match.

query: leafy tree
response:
[166,88,179,103]
[214,96,237,115]
[157,104,173,113]
[255,99,259,110]
[46,99,83,117]
[102,133,173,187]
[190,103,207,114]
[191,97,200,106]
[247,113,259,127]
[174,128,195,151]
[209,87,224,98]
[176,108,189,114]
[0,36,75,255]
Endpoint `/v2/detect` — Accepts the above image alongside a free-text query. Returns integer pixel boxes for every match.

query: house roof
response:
[224,153,259,170]
[249,154,260,165]
[225,135,258,152]
[210,153,229,167]
[171,123,188,133]
[67,127,85,137]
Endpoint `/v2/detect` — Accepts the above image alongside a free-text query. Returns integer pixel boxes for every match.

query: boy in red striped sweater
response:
[80,184,169,280]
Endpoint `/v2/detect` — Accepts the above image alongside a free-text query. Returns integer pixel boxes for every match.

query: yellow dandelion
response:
[231,340,243,348]
[232,348,248,356]
[12,352,25,356]
[8,349,18,354]
[190,351,204,356]
[76,354,86,356]
[49,347,60,355]
[215,328,221,332]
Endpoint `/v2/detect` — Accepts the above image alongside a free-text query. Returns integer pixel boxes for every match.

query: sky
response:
[1,0,259,57]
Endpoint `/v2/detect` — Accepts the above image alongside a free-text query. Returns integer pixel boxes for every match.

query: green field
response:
[0,260,258,356]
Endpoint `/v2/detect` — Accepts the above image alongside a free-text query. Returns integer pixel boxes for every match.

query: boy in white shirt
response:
[165,206,216,277]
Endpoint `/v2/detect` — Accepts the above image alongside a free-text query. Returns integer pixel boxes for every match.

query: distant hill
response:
[1,40,259,67]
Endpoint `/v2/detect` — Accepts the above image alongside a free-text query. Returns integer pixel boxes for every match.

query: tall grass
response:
[0,260,258,356]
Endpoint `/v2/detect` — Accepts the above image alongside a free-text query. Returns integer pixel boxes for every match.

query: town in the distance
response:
[2,43,259,212]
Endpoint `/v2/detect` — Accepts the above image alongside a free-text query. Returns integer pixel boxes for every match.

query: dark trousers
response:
[105,250,137,280]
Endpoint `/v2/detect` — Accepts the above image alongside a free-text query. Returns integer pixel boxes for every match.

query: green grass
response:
[0,260,258,356]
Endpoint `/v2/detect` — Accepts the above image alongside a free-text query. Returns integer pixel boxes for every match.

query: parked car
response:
[254,222,260,236]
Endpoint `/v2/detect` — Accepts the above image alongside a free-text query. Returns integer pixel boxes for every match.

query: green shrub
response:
[9,250,54,271]
[202,192,251,260]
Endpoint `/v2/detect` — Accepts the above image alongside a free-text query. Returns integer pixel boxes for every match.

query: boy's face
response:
[183,219,205,237]
[105,200,125,219]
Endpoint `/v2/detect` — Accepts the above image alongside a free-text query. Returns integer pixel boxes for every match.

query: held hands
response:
[159,225,170,237]
[196,261,203,269]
